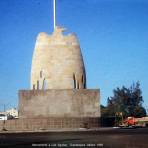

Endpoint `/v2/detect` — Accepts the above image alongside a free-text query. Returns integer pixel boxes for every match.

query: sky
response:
[0,0,148,111]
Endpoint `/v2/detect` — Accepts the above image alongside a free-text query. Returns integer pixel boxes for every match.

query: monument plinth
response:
[19,89,100,118]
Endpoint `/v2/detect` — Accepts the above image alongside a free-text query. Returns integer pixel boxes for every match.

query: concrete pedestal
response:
[19,89,100,118]
[14,89,101,130]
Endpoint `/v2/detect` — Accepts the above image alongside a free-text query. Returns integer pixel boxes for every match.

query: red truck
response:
[120,117,148,127]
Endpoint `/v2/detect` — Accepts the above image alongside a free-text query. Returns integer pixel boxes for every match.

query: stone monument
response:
[2,0,100,130]
[30,26,86,90]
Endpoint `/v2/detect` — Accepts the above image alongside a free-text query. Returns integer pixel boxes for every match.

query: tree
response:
[102,81,146,118]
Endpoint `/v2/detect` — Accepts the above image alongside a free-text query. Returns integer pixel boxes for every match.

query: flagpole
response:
[53,0,56,30]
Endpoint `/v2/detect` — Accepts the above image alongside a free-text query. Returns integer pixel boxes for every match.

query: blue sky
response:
[0,0,148,110]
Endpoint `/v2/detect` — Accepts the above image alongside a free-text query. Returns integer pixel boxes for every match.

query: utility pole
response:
[2,104,7,131]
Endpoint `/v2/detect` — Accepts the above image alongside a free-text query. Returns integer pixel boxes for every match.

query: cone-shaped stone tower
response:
[31,26,86,90]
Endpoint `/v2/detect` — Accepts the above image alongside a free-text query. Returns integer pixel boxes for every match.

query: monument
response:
[1,0,100,131]
[30,26,86,90]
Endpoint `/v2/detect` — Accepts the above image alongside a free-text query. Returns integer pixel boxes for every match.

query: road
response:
[0,128,148,148]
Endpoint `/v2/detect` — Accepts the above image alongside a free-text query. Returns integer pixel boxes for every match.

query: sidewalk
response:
[0,127,114,133]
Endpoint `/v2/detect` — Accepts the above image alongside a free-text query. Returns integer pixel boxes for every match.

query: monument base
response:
[19,89,100,118]
[2,89,101,131]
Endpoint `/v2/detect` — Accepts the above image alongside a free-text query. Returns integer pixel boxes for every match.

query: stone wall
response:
[0,117,100,131]
[18,89,100,119]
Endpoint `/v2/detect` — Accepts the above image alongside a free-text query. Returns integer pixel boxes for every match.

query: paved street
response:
[0,128,148,148]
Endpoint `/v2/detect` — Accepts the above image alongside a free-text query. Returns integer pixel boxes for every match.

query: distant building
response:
[6,108,18,118]
[0,114,7,120]
[0,108,18,120]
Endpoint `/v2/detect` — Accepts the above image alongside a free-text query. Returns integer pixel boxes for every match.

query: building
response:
[0,114,7,121]
[6,108,18,118]
[0,108,18,120]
